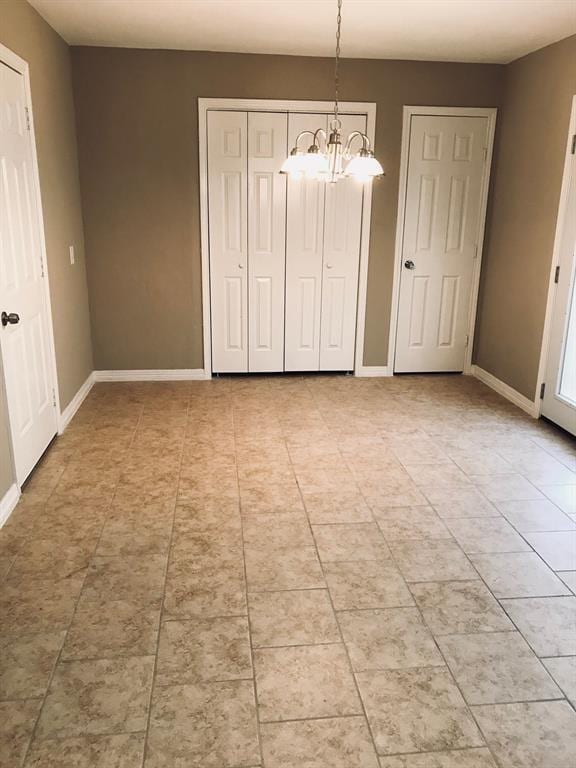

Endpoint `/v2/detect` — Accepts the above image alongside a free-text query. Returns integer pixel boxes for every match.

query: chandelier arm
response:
[293,130,317,151]
[313,128,328,150]
[344,131,371,155]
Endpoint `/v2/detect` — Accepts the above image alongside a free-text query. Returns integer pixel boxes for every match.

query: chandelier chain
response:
[333,0,342,127]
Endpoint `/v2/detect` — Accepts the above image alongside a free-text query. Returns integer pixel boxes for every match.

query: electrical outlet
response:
[69,245,75,265]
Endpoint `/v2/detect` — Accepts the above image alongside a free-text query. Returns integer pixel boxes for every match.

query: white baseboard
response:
[470,365,539,418]
[59,372,95,433]
[355,366,392,377]
[93,369,210,382]
[0,483,20,529]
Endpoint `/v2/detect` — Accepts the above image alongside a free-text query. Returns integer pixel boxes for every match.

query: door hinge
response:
[52,387,57,407]
[554,265,560,284]
[24,106,31,131]
[571,134,576,155]
[465,334,469,348]
[473,244,479,259]
[540,382,546,400]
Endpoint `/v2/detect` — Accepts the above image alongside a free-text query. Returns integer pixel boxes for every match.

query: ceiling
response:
[29,0,576,64]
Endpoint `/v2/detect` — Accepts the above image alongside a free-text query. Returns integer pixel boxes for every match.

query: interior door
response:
[542,130,576,436]
[320,114,365,370]
[208,111,248,373]
[285,113,328,371]
[395,114,489,372]
[0,62,57,484]
[248,112,287,372]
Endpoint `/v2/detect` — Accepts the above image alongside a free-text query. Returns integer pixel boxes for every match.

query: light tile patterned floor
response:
[1,373,576,767]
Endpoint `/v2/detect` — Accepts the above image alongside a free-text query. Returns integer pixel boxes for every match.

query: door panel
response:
[0,62,57,484]
[248,112,287,372]
[320,114,365,370]
[542,134,576,435]
[208,111,248,372]
[395,114,489,373]
[285,113,327,371]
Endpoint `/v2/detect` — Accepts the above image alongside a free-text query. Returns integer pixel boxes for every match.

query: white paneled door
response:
[285,113,328,371]
[0,62,57,484]
[395,114,489,372]
[208,111,248,372]
[320,114,365,370]
[248,112,287,372]
[207,107,367,374]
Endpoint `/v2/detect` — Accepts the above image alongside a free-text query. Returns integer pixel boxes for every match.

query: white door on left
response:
[0,62,57,484]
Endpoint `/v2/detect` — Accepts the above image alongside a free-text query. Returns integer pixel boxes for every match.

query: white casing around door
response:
[208,110,248,373]
[395,114,489,373]
[285,114,328,371]
[320,114,365,371]
[248,112,287,372]
[0,62,57,484]
[542,140,576,436]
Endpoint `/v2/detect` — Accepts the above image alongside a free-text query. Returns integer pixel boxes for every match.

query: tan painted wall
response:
[0,0,93,497]
[71,47,503,371]
[474,35,576,399]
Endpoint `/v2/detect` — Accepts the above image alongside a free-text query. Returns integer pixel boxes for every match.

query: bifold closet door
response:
[248,112,288,372]
[320,113,366,370]
[208,110,248,373]
[285,113,328,371]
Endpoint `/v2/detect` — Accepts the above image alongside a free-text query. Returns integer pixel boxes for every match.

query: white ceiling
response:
[29,0,576,64]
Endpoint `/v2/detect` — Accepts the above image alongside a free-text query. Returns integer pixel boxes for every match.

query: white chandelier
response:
[280,0,384,183]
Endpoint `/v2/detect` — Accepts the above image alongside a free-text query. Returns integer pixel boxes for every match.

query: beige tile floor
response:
[1,373,576,767]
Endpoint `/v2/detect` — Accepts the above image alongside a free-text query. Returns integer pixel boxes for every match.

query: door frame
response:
[388,105,497,374]
[198,97,377,377]
[535,94,576,418]
[0,43,60,482]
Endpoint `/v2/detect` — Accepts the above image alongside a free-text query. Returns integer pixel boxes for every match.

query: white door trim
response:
[388,105,497,374]
[0,42,60,480]
[198,97,377,377]
[535,94,576,416]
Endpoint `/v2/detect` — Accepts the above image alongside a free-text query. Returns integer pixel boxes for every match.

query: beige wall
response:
[474,35,576,399]
[0,0,93,497]
[71,47,503,371]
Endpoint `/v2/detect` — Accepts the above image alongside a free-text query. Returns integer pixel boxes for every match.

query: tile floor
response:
[1,373,576,767]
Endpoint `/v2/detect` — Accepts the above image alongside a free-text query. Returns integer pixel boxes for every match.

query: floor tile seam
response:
[14,406,138,763]
[235,405,266,768]
[284,428,386,764]
[153,674,255,687]
[139,399,186,768]
[496,594,576,663]
[370,510,500,758]
[488,507,576,573]
[252,640,343,652]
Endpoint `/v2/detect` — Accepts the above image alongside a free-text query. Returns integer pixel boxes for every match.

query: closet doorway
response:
[199,99,376,376]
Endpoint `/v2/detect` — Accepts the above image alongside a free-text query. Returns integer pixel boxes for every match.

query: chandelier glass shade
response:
[280,0,384,184]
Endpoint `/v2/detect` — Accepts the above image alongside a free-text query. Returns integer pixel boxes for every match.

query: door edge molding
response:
[535,94,576,420]
[470,365,539,418]
[0,483,20,529]
[388,105,498,375]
